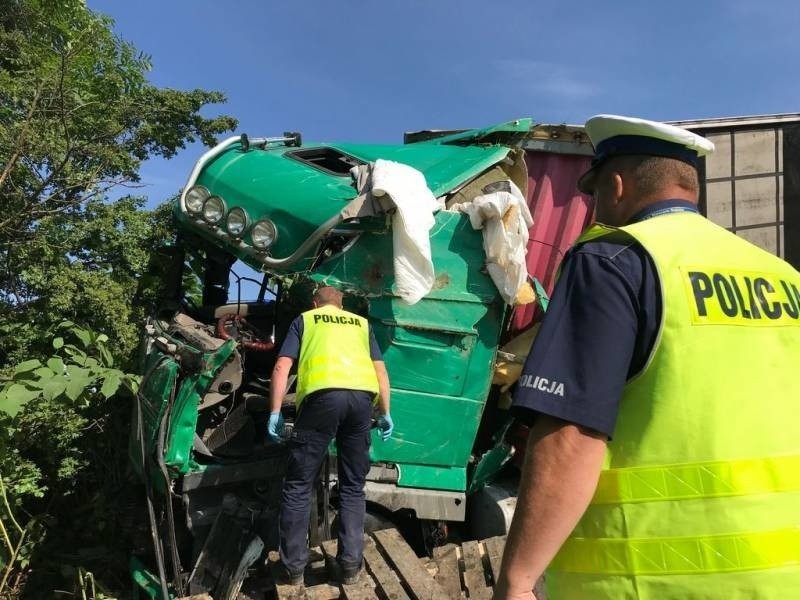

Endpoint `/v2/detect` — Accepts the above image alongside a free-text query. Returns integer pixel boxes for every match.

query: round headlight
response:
[226,207,249,237]
[202,195,226,224]
[185,185,209,214]
[251,219,278,249]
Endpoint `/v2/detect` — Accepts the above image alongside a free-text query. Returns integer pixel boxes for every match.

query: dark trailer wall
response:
[672,114,800,269]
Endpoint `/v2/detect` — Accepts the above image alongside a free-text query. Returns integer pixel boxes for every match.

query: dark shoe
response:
[338,561,362,585]
[275,561,304,586]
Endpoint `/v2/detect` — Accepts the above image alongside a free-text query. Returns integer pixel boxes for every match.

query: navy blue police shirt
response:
[278,313,383,361]
[511,199,698,438]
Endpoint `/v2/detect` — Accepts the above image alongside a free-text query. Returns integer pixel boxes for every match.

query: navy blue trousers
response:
[278,389,372,574]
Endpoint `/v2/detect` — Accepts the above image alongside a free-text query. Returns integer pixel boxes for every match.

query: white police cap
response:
[578,114,715,194]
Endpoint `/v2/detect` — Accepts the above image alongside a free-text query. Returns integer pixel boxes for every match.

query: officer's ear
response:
[612,171,624,204]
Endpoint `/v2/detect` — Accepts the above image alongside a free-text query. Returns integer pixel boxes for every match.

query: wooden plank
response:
[364,536,410,600]
[420,556,437,577]
[431,544,462,599]
[373,529,449,600]
[307,583,342,600]
[319,539,377,600]
[273,578,344,599]
[274,583,341,600]
[461,541,490,600]
[480,536,547,599]
[268,550,308,600]
[341,578,376,600]
[275,582,310,600]
[481,536,506,586]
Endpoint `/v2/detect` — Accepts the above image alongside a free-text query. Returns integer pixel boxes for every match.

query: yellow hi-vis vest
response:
[546,212,800,599]
[295,304,379,407]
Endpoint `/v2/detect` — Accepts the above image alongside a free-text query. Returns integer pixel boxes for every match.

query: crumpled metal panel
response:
[311,210,506,482]
[512,151,595,334]
[335,142,511,198]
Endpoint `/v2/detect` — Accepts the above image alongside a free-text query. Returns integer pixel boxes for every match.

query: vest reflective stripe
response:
[547,213,800,599]
[551,528,800,576]
[295,305,379,407]
[593,454,800,504]
[300,356,378,385]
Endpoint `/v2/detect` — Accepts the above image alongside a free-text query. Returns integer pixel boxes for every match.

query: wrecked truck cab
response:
[132,119,544,597]
[176,122,530,273]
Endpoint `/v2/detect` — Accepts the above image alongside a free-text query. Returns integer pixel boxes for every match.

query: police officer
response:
[495,115,800,599]
[269,286,393,586]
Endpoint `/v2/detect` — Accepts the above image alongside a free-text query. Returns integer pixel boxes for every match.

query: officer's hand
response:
[376,413,393,441]
[267,411,284,442]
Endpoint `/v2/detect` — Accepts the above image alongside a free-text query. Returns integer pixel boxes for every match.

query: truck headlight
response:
[202,195,226,224]
[251,219,278,249]
[226,207,249,237]
[185,185,209,215]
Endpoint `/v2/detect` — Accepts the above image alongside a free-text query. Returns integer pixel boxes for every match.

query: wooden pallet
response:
[269,528,542,600]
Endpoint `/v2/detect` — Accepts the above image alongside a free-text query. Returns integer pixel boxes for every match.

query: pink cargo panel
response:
[513,151,594,334]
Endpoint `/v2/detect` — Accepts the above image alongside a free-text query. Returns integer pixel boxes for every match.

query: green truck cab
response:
[131,119,582,598]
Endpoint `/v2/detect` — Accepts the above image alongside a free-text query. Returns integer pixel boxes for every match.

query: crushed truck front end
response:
[131,120,542,597]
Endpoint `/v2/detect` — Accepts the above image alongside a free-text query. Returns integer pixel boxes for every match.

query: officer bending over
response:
[269,286,392,586]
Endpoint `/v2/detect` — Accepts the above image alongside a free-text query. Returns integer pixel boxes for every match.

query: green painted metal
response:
[313,210,499,303]
[334,143,511,197]
[163,339,237,474]
[178,128,513,274]
[130,555,171,599]
[468,444,513,493]
[133,330,238,485]
[467,416,515,494]
[397,464,466,492]
[312,209,506,488]
[188,145,356,269]
[129,354,178,485]
[411,117,532,146]
[533,276,550,312]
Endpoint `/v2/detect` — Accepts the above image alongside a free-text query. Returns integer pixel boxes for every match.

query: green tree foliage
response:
[2,197,176,370]
[0,0,237,367]
[0,323,140,597]
[0,0,238,596]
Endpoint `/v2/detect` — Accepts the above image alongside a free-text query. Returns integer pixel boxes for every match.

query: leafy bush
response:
[0,323,141,597]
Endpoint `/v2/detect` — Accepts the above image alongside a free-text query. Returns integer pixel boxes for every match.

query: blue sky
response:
[89,0,800,208]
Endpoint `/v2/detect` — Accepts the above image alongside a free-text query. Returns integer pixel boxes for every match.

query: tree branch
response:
[0,522,28,594]
[0,86,43,192]
[0,474,22,535]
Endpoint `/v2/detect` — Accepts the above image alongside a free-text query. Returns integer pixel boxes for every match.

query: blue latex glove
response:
[376,413,393,441]
[267,411,284,442]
